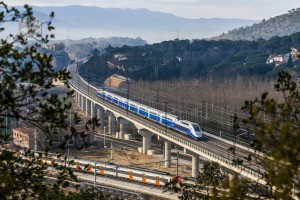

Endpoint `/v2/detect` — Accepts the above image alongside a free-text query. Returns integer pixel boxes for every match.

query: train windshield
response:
[192,124,201,132]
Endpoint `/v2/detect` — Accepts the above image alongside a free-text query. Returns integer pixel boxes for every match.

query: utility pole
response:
[126,77,129,115]
[34,129,37,152]
[67,149,70,167]
[94,162,97,187]
[110,142,113,163]
[5,109,8,134]
[176,151,179,176]
[69,109,72,125]
[104,126,106,148]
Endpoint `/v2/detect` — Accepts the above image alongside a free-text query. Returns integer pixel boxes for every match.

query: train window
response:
[182,122,189,126]
[192,124,201,132]
[174,124,189,132]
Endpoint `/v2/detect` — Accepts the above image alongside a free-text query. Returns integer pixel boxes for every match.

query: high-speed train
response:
[96,89,202,139]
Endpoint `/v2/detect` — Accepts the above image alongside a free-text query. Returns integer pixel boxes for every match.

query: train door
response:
[128,171,133,180]
[142,173,147,183]
[76,162,81,170]
[100,166,105,175]
[155,176,160,186]
[87,164,93,173]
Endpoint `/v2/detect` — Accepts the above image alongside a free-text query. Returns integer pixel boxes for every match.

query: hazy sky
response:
[9,0,300,20]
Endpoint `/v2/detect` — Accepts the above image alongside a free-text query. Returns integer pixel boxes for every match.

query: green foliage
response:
[80,33,300,81]
[0,2,106,199]
[242,71,300,199]
[180,162,225,200]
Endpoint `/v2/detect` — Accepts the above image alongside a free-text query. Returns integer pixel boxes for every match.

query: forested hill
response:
[211,8,300,41]
[80,32,300,81]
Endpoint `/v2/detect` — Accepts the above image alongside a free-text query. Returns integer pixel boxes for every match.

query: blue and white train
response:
[96,89,202,140]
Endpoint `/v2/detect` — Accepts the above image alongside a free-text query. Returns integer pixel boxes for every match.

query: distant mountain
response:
[11,5,258,43]
[211,8,300,41]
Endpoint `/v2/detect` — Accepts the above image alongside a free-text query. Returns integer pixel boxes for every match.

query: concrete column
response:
[78,93,81,107]
[191,153,200,178]
[139,129,153,154]
[85,98,90,115]
[118,118,129,139]
[108,112,116,135]
[228,173,235,187]
[81,95,85,111]
[164,141,171,168]
[90,102,95,118]
[97,106,104,128]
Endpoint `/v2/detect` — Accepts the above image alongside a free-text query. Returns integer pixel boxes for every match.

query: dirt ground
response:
[68,145,192,178]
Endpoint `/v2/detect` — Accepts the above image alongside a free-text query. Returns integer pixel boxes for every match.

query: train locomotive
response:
[96,89,202,139]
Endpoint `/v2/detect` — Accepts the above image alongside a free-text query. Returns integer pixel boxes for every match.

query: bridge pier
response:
[139,129,153,154]
[90,101,95,118]
[186,150,200,178]
[118,118,129,139]
[81,95,85,112]
[108,112,116,135]
[97,106,104,129]
[78,93,82,107]
[191,153,200,178]
[85,98,90,116]
[164,140,171,168]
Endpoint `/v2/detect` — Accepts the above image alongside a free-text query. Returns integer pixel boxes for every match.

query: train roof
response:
[126,165,171,175]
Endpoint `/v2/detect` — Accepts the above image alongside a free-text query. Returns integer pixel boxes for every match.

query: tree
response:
[180,162,225,200]
[241,71,300,199]
[0,2,104,199]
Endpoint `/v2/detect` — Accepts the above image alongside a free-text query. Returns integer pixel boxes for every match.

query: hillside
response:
[79,33,300,81]
[9,5,258,43]
[211,8,300,41]
[54,37,147,59]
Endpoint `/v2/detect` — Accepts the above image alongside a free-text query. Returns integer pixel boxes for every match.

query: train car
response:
[68,158,173,186]
[96,89,202,139]
[31,152,178,187]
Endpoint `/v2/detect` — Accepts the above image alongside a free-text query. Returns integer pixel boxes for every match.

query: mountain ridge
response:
[12,5,258,43]
[211,8,300,41]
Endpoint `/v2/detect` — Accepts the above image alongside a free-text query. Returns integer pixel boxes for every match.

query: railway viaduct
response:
[67,63,266,185]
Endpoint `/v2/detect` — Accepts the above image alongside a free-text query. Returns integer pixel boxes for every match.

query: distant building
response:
[266,48,299,66]
[13,127,43,150]
[13,126,94,150]
[114,53,128,61]
[104,74,127,88]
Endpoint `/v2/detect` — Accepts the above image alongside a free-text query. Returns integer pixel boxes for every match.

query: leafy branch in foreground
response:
[0,2,102,199]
